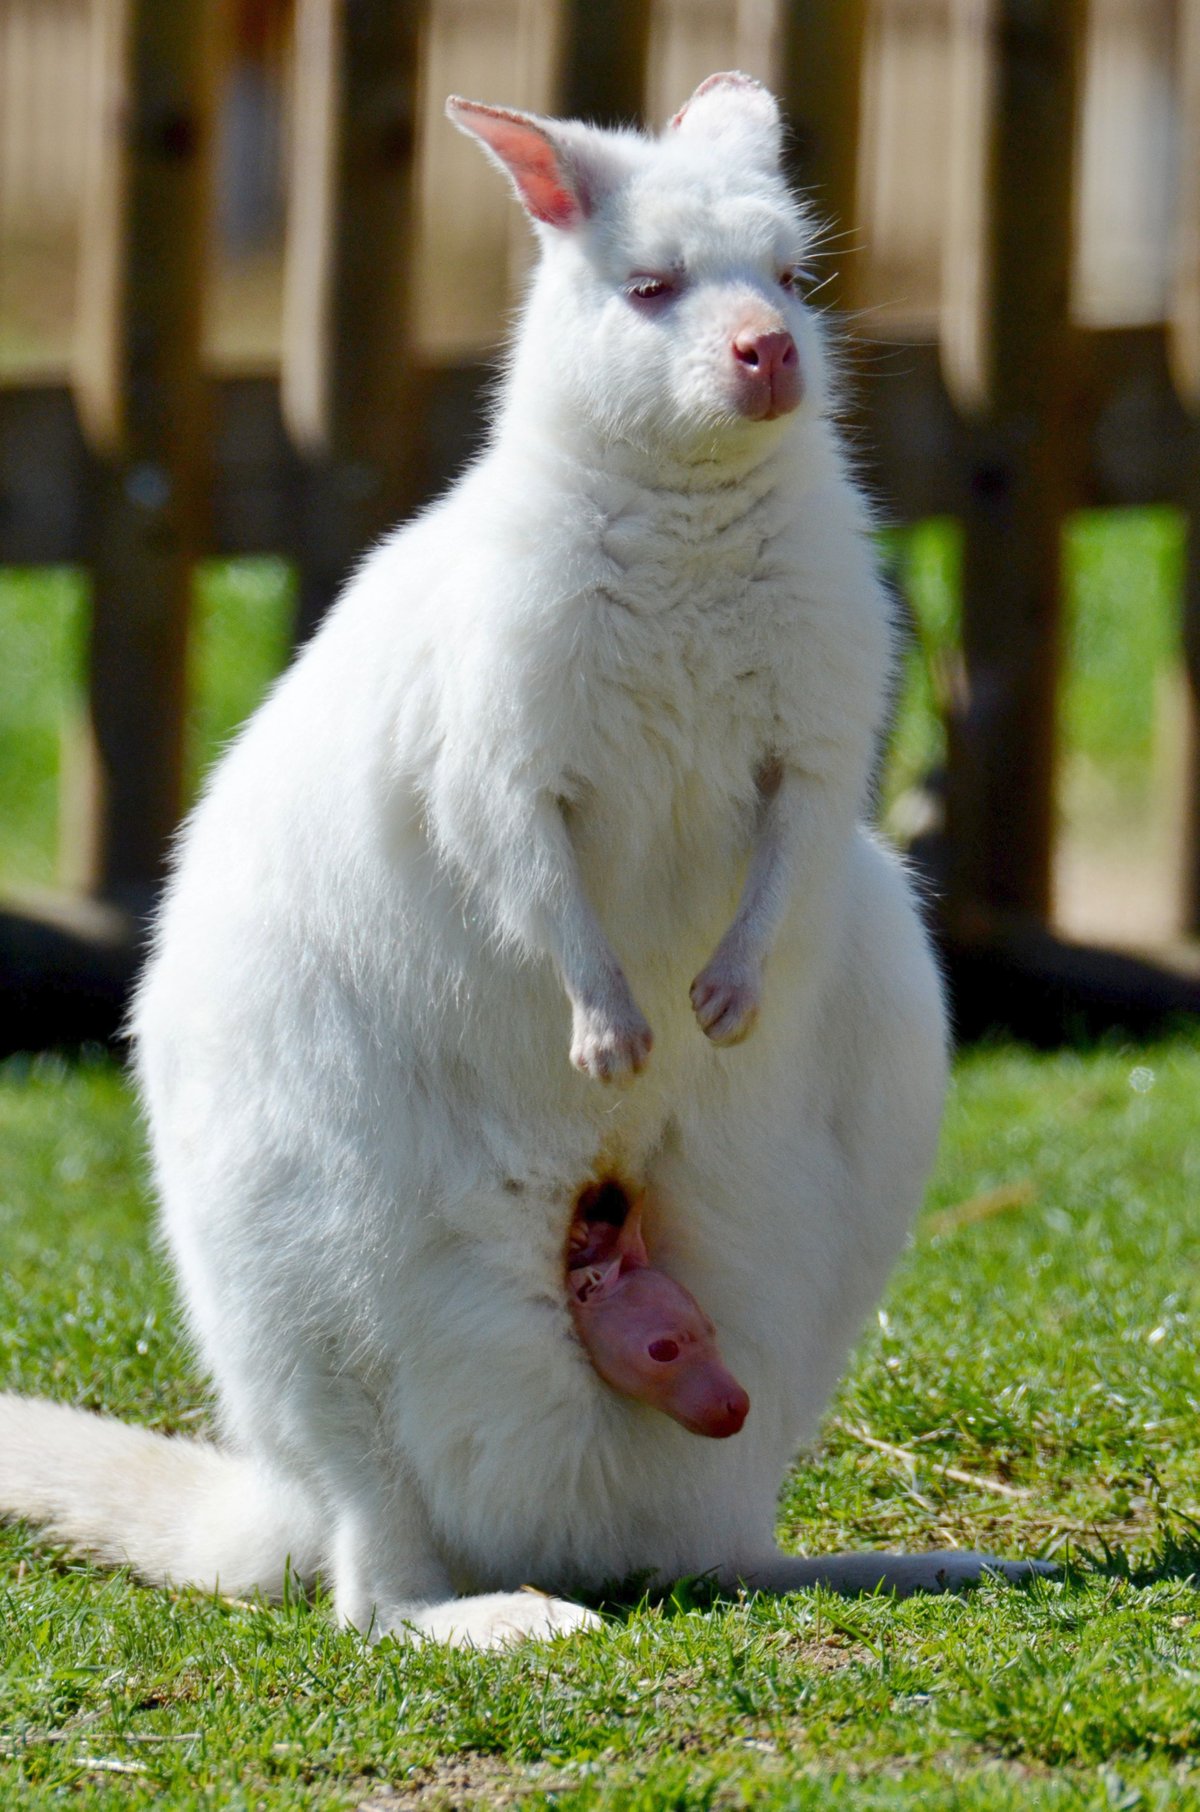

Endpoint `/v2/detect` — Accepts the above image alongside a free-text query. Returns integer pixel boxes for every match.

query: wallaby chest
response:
[558,470,797,770]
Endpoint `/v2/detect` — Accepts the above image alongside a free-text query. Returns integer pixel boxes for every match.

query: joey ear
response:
[446,96,593,228]
[669,71,782,166]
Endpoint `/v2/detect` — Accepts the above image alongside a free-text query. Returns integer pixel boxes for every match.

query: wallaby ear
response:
[668,71,782,166]
[447,97,594,228]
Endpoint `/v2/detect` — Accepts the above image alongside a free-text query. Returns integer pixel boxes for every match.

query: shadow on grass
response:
[1055,1506,1200,1590]
[588,1569,732,1624]
[589,1557,1068,1625]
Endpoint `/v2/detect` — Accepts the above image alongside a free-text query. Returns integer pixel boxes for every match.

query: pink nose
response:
[731,329,802,419]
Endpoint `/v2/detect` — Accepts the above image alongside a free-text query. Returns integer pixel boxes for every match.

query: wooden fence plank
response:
[555,0,651,125]
[1170,0,1200,411]
[280,0,340,459]
[1176,0,1200,930]
[7,344,1198,569]
[73,0,130,457]
[0,383,90,565]
[777,0,870,313]
[940,0,991,409]
[281,0,427,643]
[1182,469,1200,933]
[68,0,222,910]
[943,0,1087,933]
[645,0,778,127]
[413,0,560,360]
[1074,0,1175,332]
[857,0,952,343]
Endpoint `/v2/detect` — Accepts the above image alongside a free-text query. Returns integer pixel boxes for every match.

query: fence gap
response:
[282,0,427,645]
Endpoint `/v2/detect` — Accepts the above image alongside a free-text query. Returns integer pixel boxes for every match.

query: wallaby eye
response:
[778,266,806,295]
[626,274,679,305]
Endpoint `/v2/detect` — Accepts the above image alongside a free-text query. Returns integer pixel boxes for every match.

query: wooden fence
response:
[2,0,1200,1047]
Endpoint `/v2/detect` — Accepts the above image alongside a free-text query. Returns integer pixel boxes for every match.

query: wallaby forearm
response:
[692,762,849,1045]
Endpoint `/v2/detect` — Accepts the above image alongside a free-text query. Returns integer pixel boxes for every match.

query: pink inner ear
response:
[670,70,763,131]
[449,101,582,228]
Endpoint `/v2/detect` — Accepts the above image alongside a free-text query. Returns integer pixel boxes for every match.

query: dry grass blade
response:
[829,1419,1032,1500]
[926,1179,1036,1239]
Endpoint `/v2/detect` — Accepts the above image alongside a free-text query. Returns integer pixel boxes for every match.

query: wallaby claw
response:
[570,1006,653,1081]
[690,960,761,1047]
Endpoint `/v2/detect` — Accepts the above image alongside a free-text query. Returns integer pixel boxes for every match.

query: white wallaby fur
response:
[0,75,1046,1648]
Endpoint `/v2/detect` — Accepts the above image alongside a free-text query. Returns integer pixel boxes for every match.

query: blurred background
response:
[1,0,1199,1048]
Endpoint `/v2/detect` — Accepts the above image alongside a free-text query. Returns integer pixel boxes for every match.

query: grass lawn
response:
[2,1039,1199,1809]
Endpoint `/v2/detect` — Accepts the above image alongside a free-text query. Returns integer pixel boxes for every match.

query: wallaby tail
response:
[0,1394,323,1598]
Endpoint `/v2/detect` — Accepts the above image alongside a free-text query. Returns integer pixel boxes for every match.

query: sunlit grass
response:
[0,558,294,889]
[0,566,87,888]
[2,1041,1198,1807]
[880,506,1185,854]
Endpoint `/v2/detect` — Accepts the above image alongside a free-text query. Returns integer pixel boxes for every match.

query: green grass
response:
[879,505,1184,834]
[0,559,294,889]
[1062,509,1185,787]
[0,567,88,890]
[880,515,962,810]
[2,1041,1199,1808]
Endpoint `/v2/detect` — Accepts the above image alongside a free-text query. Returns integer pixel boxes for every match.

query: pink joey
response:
[567,1183,750,1439]
[447,75,830,1080]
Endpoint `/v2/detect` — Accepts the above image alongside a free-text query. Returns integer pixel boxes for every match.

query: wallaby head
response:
[447,73,826,463]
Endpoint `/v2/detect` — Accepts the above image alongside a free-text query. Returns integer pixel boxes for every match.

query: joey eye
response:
[778,267,806,295]
[626,274,678,304]
[647,1338,680,1363]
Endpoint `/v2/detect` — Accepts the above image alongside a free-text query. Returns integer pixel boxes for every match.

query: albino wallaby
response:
[0,73,1047,1648]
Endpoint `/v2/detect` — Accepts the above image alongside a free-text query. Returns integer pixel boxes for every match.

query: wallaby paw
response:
[690,958,761,1046]
[400,1591,602,1649]
[570,1004,653,1082]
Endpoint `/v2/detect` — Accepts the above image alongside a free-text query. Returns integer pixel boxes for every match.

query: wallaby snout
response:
[731,326,802,420]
